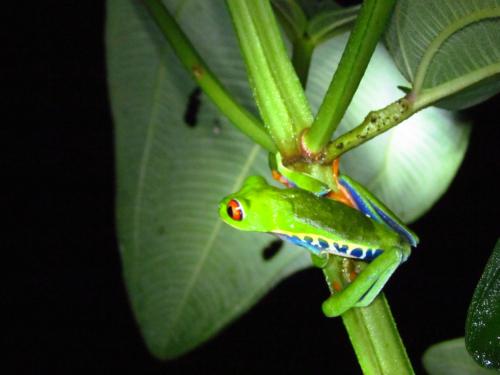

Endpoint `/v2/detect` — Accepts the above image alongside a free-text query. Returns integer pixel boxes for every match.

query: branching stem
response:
[302,0,396,156]
[322,97,413,164]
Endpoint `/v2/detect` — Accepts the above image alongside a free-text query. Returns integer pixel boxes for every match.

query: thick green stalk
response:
[292,37,314,88]
[322,97,412,163]
[342,296,414,375]
[321,257,414,375]
[143,0,276,152]
[227,0,313,158]
[271,0,313,88]
[302,0,396,156]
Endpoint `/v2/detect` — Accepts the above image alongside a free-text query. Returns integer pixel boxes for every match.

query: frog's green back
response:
[279,187,406,250]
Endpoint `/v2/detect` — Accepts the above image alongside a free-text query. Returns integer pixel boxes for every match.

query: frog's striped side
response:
[273,230,384,261]
[338,175,419,247]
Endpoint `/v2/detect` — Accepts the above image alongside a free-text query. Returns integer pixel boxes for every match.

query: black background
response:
[12,1,499,374]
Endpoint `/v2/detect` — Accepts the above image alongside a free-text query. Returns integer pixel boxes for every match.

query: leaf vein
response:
[164,144,261,345]
[394,2,413,81]
[132,62,166,286]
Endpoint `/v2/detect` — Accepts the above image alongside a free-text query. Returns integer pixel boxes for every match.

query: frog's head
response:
[219,175,287,232]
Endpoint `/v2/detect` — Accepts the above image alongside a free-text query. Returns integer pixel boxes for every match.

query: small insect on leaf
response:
[262,239,283,261]
[184,87,201,127]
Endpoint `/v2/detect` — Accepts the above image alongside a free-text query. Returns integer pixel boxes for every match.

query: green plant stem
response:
[143,0,276,153]
[342,295,414,375]
[320,257,414,374]
[292,36,314,88]
[302,0,396,156]
[322,97,412,164]
[227,0,313,158]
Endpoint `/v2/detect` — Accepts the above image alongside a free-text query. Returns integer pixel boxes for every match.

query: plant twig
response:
[322,97,412,164]
[143,0,276,152]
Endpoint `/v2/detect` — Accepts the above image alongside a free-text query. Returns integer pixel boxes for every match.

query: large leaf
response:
[107,0,470,360]
[466,239,500,369]
[385,0,500,110]
[307,33,470,223]
[423,338,498,375]
[106,0,310,359]
[306,5,360,45]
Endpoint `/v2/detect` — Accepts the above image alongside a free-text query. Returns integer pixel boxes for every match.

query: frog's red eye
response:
[227,199,244,221]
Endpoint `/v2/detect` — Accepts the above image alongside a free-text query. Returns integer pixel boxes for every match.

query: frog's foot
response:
[321,248,403,317]
[271,170,296,188]
[327,159,357,209]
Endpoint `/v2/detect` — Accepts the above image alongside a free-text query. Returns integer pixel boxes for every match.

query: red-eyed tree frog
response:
[219,174,418,317]
[219,152,419,316]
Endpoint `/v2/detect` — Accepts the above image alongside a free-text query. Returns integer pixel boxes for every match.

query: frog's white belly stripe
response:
[273,230,384,261]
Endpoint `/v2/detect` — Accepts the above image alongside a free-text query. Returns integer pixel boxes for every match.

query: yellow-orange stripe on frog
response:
[273,230,384,261]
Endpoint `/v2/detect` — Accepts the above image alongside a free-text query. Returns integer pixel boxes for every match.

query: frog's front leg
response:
[322,245,410,317]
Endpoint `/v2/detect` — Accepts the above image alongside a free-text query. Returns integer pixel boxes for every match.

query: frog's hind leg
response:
[322,247,404,317]
[353,251,403,307]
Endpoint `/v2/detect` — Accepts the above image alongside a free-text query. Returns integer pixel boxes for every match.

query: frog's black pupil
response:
[227,205,233,218]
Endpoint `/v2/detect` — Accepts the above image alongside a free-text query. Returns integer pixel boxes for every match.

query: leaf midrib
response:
[394,1,413,81]
[132,61,166,293]
[192,245,309,350]
[164,144,261,346]
[415,62,500,109]
[412,7,500,95]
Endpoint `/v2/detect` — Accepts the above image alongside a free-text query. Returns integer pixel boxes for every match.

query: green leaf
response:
[106,0,309,359]
[423,338,498,375]
[307,33,470,223]
[385,0,500,110]
[271,0,308,41]
[296,0,342,18]
[466,239,500,370]
[307,4,360,45]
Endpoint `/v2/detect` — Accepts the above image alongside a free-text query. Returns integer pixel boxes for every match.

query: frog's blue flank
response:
[339,176,419,247]
[275,232,384,261]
